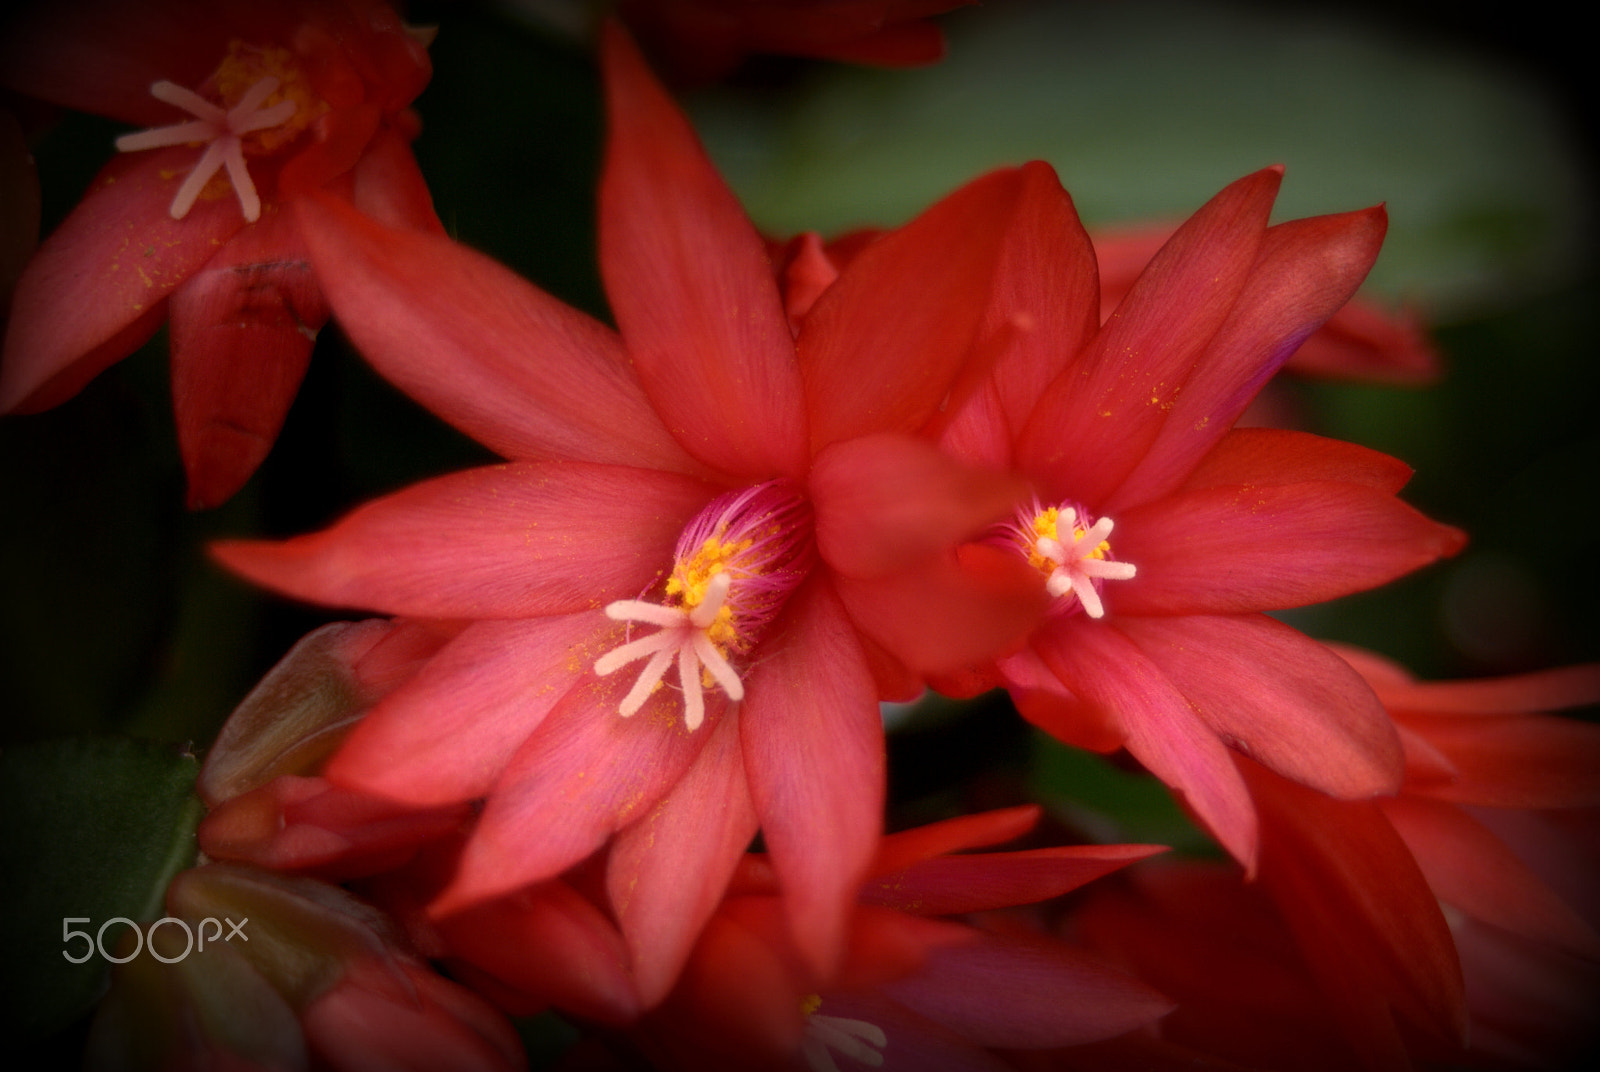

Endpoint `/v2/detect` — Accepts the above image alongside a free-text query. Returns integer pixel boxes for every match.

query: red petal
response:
[861,844,1165,916]
[797,19,949,67]
[883,933,1175,1048]
[999,647,1127,754]
[1178,426,1414,494]
[1035,619,1258,869]
[1117,614,1403,799]
[642,899,811,1065]
[1,151,244,412]
[434,664,728,913]
[0,0,229,125]
[1114,480,1465,615]
[867,806,1043,877]
[434,881,641,1025]
[1015,168,1281,508]
[212,461,710,618]
[1397,710,1600,808]
[169,204,328,508]
[1107,206,1388,511]
[1245,760,1469,1057]
[1285,299,1442,383]
[800,166,1022,450]
[1381,795,1600,959]
[979,160,1100,442]
[598,24,807,480]
[1376,662,1600,715]
[938,376,1015,472]
[293,193,698,471]
[609,709,759,1007]
[832,545,1046,675]
[325,614,608,806]
[741,577,884,977]
[348,122,446,234]
[810,433,1026,579]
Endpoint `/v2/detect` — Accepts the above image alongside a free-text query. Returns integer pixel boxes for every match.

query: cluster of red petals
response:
[399,806,1172,1069]
[772,219,1441,387]
[0,0,439,507]
[630,808,1174,1070]
[617,0,971,86]
[919,163,1465,872]
[1090,223,1441,384]
[213,23,1046,980]
[1074,654,1600,1071]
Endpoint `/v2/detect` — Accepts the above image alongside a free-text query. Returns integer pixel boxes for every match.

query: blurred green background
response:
[3,0,1596,1051]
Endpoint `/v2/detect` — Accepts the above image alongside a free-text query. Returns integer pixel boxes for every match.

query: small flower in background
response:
[1089,223,1441,385]
[1333,648,1600,1068]
[616,806,1172,1070]
[0,0,439,507]
[86,863,525,1072]
[925,162,1466,872]
[213,22,1045,982]
[1071,654,1600,1071]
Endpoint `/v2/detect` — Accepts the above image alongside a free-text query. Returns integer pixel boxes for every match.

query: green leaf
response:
[0,738,202,1039]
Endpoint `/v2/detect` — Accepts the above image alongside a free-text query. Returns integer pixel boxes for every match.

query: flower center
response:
[1002,499,1136,619]
[114,42,324,222]
[593,480,814,730]
[799,995,888,1072]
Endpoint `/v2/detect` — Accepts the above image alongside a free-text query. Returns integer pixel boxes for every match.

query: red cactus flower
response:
[1074,655,1600,1071]
[630,806,1172,1070]
[925,163,1466,871]
[0,0,440,507]
[213,24,1043,976]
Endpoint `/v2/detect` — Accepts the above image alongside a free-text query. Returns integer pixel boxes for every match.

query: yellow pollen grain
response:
[801,994,823,1017]
[1025,507,1059,573]
[666,534,756,653]
[212,40,326,153]
[1027,506,1110,569]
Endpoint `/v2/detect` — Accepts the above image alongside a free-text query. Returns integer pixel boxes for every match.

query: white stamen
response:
[802,1013,888,1071]
[115,76,298,223]
[594,571,744,728]
[1028,504,1136,619]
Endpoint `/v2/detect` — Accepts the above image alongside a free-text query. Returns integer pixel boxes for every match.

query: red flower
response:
[625,806,1172,1069]
[1075,655,1600,1071]
[0,0,439,507]
[616,0,971,86]
[927,164,1465,870]
[214,24,1041,976]
[1338,648,1600,1067]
